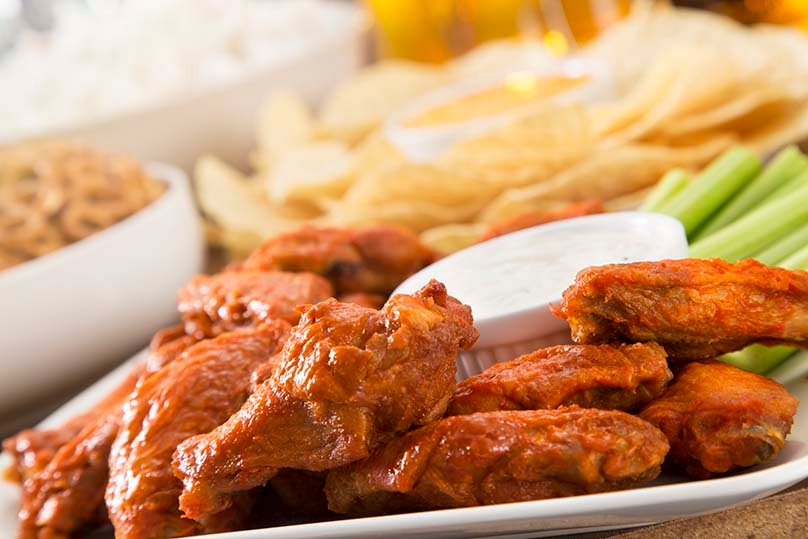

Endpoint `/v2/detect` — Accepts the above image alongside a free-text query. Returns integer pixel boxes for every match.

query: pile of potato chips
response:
[195,5,808,258]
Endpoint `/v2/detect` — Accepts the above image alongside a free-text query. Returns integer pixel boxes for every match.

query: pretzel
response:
[0,141,165,271]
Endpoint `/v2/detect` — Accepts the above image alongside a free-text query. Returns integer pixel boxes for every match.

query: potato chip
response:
[441,104,593,188]
[264,141,355,204]
[479,136,735,223]
[318,59,448,143]
[255,89,315,161]
[322,199,482,232]
[352,130,408,176]
[419,222,485,254]
[194,155,307,238]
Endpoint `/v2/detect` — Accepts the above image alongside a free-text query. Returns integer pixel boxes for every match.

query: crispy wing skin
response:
[446,342,671,416]
[172,280,478,520]
[552,258,808,360]
[106,322,290,539]
[325,407,669,516]
[177,270,333,339]
[12,336,196,539]
[241,226,439,295]
[639,361,799,478]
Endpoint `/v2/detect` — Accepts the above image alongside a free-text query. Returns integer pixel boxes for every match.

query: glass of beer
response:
[364,0,633,63]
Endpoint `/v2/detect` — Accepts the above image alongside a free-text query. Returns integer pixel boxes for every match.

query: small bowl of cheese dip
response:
[385,57,614,162]
[392,212,688,379]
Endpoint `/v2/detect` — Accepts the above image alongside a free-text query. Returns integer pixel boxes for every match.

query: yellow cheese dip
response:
[403,72,589,128]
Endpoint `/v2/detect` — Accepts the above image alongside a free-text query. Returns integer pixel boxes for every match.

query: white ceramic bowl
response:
[393,212,689,378]
[0,163,204,415]
[385,57,615,162]
[2,13,366,171]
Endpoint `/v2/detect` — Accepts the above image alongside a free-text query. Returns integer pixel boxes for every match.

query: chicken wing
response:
[446,342,671,416]
[106,322,290,539]
[172,280,478,521]
[240,225,439,295]
[325,407,669,516]
[638,361,799,478]
[552,258,808,360]
[12,334,197,539]
[177,270,333,339]
[2,362,144,485]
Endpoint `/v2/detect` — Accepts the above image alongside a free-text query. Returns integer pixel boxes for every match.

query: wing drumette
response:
[325,407,669,516]
[177,270,333,339]
[172,280,478,521]
[639,361,799,478]
[447,342,671,416]
[240,225,439,295]
[106,322,290,539]
[552,258,808,360]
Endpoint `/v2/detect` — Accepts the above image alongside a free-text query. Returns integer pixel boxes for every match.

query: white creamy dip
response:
[394,212,688,350]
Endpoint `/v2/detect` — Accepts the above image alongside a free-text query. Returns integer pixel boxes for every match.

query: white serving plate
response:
[1,353,806,539]
[0,163,204,417]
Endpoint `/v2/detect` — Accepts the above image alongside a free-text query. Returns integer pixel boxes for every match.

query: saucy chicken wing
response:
[2,363,144,486]
[172,280,478,521]
[240,226,439,295]
[552,258,808,360]
[325,407,669,515]
[639,361,799,478]
[11,334,197,539]
[177,270,333,339]
[106,322,290,539]
[446,342,671,416]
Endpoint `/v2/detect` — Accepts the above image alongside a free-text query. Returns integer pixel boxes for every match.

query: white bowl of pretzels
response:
[0,152,204,417]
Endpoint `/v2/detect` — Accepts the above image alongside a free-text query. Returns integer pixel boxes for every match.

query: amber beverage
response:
[364,0,632,63]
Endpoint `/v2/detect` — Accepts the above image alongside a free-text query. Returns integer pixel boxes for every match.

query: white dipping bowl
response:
[385,57,615,163]
[0,163,204,415]
[393,212,688,379]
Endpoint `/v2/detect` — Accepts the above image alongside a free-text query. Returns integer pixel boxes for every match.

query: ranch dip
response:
[393,212,688,349]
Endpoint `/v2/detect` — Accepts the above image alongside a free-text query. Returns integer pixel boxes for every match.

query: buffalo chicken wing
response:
[106,322,290,539]
[447,342,671,415]
[241,226,439,295]
[172,280,478,521]
[639,361,798,478]
[552,258,808,360]
[325,407,669,515]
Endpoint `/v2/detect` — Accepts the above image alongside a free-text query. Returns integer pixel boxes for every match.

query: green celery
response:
[688,181,808,262]
[694,145,808,239]
[759,168,808,205]
[661,146,761,238]
[640,169,690,212]
[753,223,808,265]
[721,345,797,374]
[779,243,808,270]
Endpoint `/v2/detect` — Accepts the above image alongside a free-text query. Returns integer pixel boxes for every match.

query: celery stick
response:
[661,147,761,237]
[753,223,808,265]
[688,181,808,261]
[767,350,808,386]
[640,169,690,212]
[721,345,797,374]
[694,145,808,239]
[759,169,808,205]
[779,243,808,270]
